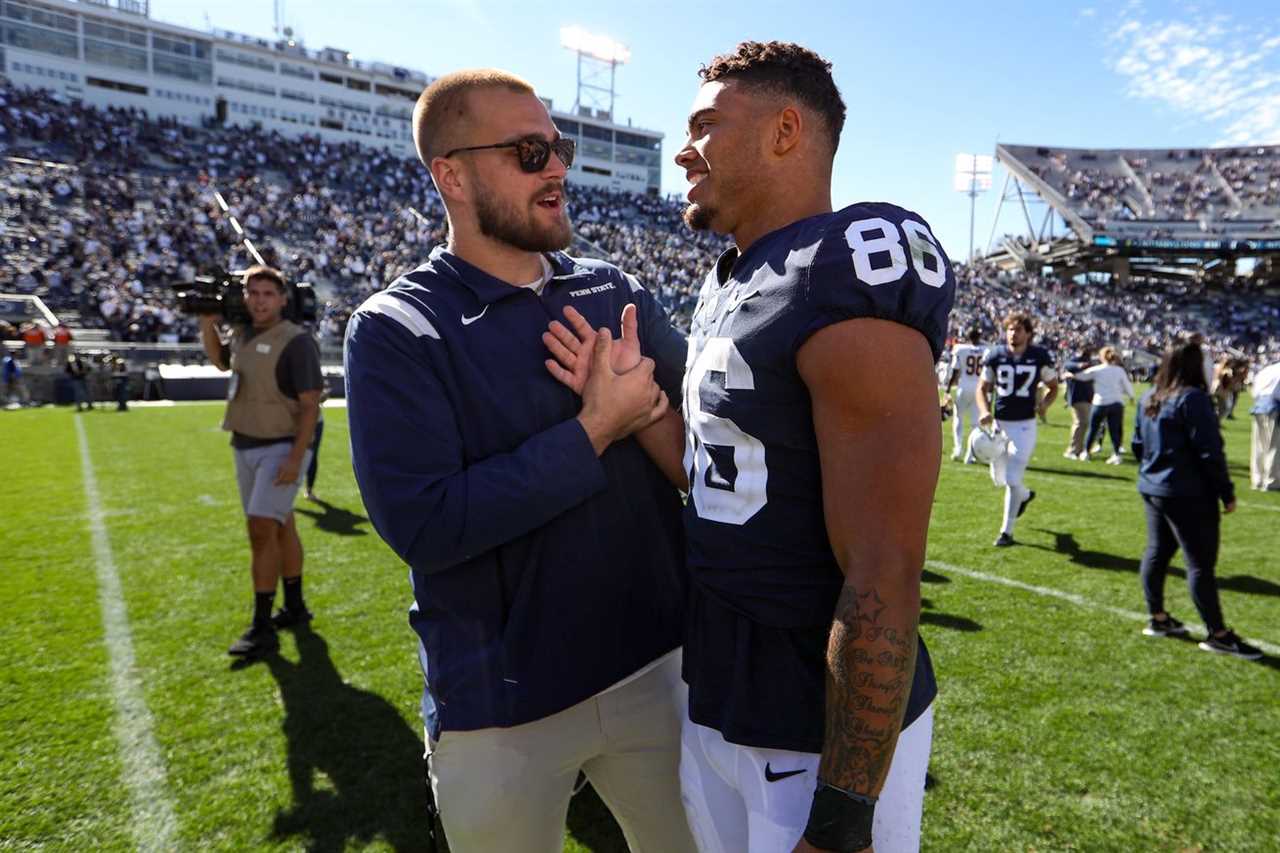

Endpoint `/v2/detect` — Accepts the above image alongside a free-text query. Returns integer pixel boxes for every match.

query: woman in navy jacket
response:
[1132,342,1262,660]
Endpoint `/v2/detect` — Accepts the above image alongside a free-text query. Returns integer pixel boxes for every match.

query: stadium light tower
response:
[560,25,630,120]
[955,153,993,261]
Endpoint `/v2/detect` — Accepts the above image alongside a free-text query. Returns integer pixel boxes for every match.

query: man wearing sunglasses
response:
[344,69,695,853]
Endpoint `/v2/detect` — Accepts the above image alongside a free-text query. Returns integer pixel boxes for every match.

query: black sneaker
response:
[228,623,279,657]
[271,607,313,630]
[1198,630,1263,660]
[1142,615,1189,637]
[1017,490,1036,518]
[993,532,1016,547]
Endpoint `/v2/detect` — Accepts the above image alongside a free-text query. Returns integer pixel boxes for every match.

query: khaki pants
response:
[428,651,696,853]
[1067,401,1092,455]
[1252,413,1279,490]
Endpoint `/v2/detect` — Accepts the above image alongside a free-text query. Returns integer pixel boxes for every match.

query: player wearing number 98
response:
[669,42,952,853]
[974,312,1060,547]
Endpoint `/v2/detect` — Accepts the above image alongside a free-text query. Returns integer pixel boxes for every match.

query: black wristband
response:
[802,783,876,852]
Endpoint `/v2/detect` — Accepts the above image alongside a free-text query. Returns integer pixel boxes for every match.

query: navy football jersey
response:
[680,202,952,753]
[982,344,1058,421]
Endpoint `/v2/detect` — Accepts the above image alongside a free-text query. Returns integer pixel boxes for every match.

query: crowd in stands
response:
[4,79,1280,369]
[1016,144,1280,227]
[949,263,1280,364]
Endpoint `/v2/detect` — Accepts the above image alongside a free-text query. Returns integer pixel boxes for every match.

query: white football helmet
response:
[968,426,1010,466]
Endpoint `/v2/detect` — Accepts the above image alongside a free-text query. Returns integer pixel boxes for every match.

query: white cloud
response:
[1104,6,1280,144]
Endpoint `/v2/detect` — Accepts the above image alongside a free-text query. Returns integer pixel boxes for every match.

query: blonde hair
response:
[412,69,535,167]
[1099,346,1120,365]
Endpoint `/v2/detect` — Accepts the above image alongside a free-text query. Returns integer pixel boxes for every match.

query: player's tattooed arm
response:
[821,585,918,792]
[797,317,940,799]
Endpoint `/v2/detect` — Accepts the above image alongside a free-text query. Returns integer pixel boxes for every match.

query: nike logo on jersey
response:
[764,763,806,782]
[460,305,488,325]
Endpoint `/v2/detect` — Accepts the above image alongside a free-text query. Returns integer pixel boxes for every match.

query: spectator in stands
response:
[66,352,92,411]
[52,322,72,361]
[1249,356,1280,491]
[1132,342,1260,659]
[1071,346,1135,464]
[20,320,47,364]
[1062,346,1095,459]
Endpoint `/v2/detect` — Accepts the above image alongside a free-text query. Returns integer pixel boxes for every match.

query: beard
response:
[474,179,572,252]
[682,201,714,232]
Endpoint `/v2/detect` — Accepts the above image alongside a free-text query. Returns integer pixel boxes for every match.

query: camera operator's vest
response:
[221,320,306,439]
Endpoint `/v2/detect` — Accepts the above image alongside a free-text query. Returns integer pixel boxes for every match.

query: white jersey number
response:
[845,217,947,289]
[995,363,1039,398]
[683,337,768,525]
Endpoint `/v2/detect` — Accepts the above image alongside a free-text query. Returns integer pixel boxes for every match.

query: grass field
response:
[2,397,1277,852]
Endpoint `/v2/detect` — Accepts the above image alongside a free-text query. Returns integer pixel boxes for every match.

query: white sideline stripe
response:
[926,559,1280,657]
[75,417,178,851]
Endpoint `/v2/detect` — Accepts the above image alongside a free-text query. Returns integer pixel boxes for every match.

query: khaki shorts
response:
[233,442,310,523]
[427,651,696,853]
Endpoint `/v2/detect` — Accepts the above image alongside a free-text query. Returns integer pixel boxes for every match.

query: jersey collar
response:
[428,246,593,305]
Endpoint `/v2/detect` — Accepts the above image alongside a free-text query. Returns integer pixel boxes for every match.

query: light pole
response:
[954,153,993,261]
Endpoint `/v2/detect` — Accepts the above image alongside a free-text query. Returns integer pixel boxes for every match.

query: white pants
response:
[1252,413,1279,491]
[993,419,1037,535]
[680,705,933,853]
[951,386,979,458]
[990,418,1037,489]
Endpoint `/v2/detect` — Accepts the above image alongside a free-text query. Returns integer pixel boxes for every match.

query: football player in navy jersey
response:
[975,312,1060,547]
[545,41,950,853]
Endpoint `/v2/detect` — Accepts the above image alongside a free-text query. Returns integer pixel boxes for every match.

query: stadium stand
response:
[4,78,1279,374]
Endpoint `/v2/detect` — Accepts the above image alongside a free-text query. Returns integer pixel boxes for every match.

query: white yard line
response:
[75,416,178,851]
[927,559,1280,656]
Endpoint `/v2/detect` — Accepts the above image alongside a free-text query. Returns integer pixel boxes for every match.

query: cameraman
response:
[199,265,323,657]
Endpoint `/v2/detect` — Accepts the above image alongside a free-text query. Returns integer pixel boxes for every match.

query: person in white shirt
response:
[1250,357,1280,491]
[1068,346,1135,464]
[944,328,986,462]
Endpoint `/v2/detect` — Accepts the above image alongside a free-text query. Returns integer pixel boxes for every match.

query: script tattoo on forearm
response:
[818,586,919,794]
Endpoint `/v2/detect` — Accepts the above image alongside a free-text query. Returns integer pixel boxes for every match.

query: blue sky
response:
[155,0,1280,261]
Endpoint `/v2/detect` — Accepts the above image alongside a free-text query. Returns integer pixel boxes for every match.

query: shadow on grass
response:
[1027,465,1130,482]
[236,627,631,852]
[1026,530,1141,573]
[237,626,432,852]
[920,596,982,632]
[294,498,371,537]
[921,569,951,584]
[1029,530,1280,599]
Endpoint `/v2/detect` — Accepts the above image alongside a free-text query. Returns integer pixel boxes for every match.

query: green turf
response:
[1,398,1276,851]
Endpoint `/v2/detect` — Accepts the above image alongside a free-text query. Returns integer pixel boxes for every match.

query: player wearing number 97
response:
[670,42,951,853]
[974,312,1059,547]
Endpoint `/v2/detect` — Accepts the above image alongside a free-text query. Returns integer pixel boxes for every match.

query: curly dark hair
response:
[698,41,846,153]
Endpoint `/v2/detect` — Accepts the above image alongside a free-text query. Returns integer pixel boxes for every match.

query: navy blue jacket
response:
[344,246,688,739]
[1064,357,1094,405]
[1132,388,1235,506]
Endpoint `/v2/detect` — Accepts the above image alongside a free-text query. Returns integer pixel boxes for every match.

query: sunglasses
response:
[444,136,576,173]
